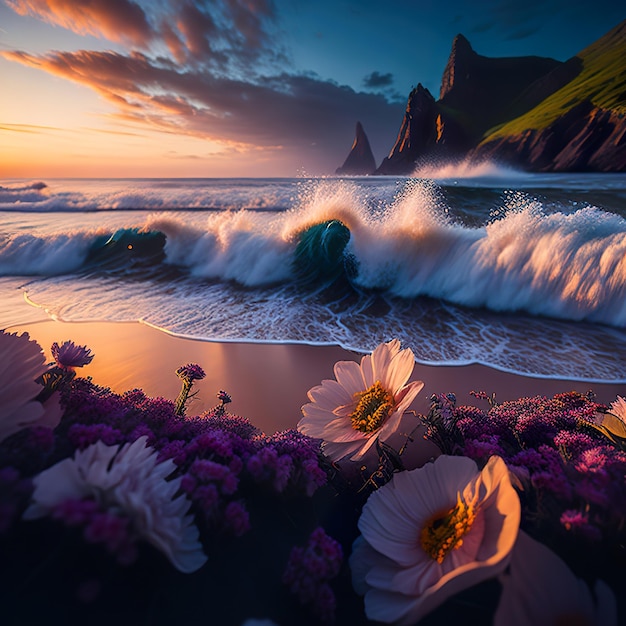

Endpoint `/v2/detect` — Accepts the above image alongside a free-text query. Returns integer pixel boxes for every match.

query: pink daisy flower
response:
[298,339,424,461]
[350,455,521,624]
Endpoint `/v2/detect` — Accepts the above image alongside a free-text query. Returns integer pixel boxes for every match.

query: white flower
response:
[0,330,61,443]
[298,339,424,461]
[494,530,617,626]
[589,395,626,441]
[350,455,521,625]
[609,395,626,424]
[24,436,207,573]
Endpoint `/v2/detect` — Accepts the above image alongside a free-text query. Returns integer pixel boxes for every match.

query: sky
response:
[0,0,623,178]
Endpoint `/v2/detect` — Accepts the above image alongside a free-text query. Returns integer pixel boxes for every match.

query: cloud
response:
[6,0,287,73]
[1,48,403,168]
[363,71,394,88]
[6,0,155,47]
[2,1,405,171]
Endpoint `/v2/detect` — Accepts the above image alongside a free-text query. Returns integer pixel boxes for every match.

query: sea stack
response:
[335,121,376,175]
[375,83,439,174]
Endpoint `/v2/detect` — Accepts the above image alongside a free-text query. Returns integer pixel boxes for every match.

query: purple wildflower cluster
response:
[0,370,328,546]
[51,498,137,566]
[282,526,343,623]
[247,430,328,496]
[217,389,231,405]
[424,391,626,570]
[0,344,337,624]
[176,363,206,383]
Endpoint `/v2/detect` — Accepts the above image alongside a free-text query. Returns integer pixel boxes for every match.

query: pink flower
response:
[350,455,520,625]
[0,331,62,443]
[23,436,207,573]
[494,530,617,626]
[298,339,424,461]
[51,340,94,369]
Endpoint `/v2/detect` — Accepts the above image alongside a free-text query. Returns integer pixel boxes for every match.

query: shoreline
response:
[6,318,625,434]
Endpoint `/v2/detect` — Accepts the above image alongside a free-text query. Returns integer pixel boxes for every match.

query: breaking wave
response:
[3,178,626,328]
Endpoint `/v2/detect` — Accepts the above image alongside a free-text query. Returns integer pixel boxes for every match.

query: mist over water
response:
[2,170,626,381]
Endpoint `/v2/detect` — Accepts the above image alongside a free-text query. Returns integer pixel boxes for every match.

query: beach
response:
[7,319,624,435]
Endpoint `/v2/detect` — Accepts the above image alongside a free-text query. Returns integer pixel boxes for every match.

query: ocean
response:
[2,165,626,383]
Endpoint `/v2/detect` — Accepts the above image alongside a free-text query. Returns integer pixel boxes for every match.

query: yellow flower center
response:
[420,493,476,564]
[349,381,395,433]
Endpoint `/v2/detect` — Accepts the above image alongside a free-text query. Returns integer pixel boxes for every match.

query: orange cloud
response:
[7,0,155,46]
[1,47,403,167]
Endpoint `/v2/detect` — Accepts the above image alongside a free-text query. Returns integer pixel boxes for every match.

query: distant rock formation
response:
[352,20,626,174]
[374,36,565,175]
[335,122,376,175]
[376,84,440,175]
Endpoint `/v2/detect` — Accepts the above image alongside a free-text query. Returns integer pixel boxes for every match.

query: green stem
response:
[174,380,192,416]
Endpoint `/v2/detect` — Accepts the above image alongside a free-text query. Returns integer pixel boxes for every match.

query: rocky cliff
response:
[335,121,377,175]
[352,20,626,174]
[470,100,626,171]
[438,34,562,139]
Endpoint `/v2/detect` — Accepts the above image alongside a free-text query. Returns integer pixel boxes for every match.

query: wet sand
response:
[6,319,624,434]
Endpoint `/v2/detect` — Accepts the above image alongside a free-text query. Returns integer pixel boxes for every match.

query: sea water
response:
[2,166,626,382]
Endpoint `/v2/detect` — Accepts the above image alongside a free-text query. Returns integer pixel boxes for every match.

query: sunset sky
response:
[1,0,623,178]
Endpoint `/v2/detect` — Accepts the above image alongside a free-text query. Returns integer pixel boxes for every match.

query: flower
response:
[175,363,206,416]
[23,436,207,573]
[0,331,62,443]
[298,339,424,461]
[217,389,232,404]
[494,530,617,626]
[609,395,626,423]
[176,363,206,383]
[283,527,343,622]
[350,455,520,625]
[51,339,94,369]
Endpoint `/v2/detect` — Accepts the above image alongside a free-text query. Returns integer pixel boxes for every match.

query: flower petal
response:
[322,439,364,460]
[349,431,382,460]
[333,360,366,397]
[393,380,425,413]
[307,379,352,410]
[383,346,416,394]
[494,531,617,626]
[370,340,398,386]
[364,588,423,625]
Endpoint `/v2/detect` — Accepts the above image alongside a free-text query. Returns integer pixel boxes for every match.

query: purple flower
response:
[217,390,232,405]
[223,500,250,536]
[462,435,506,462]
[283,527,343,622]
[194,484,219,511]
[51,340,94,369]
[67,423,123,449]
[560,509,603,542]
[175,363,206,416]
[176,363,206,383]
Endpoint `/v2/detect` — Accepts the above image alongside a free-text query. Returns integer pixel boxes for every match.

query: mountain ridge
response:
[336,20,626,174]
